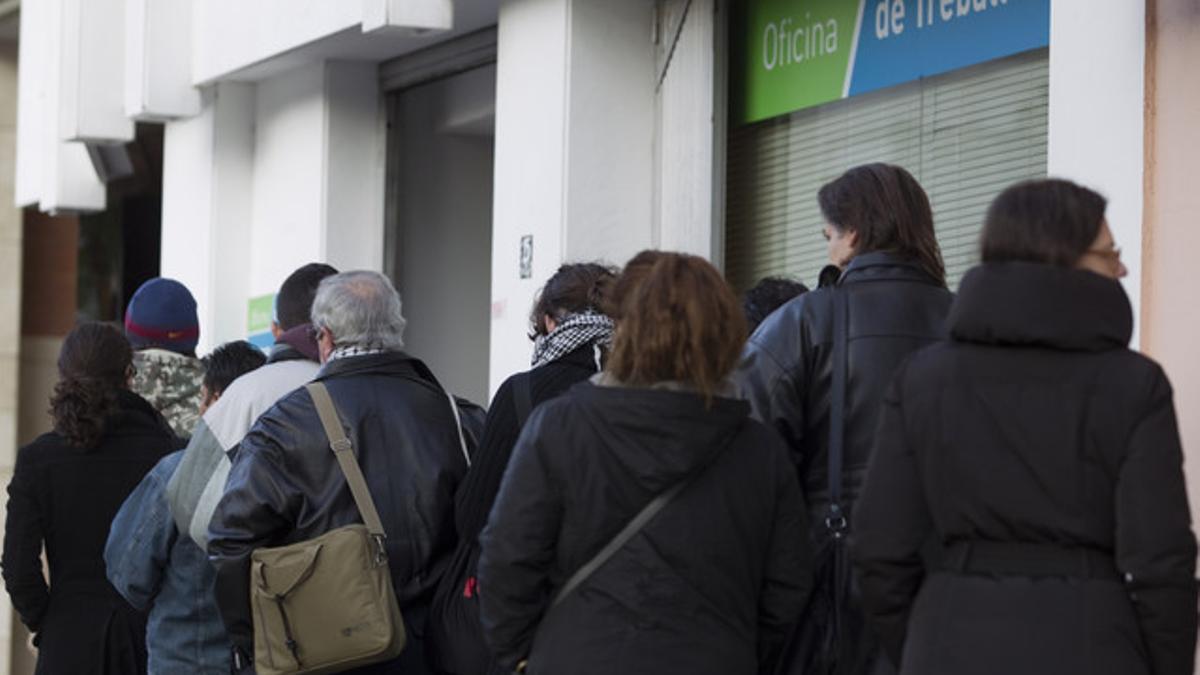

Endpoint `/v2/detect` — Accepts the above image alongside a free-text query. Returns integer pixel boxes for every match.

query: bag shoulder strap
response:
[512,371,534,428]
[549,431,738,609]
[825,290,850,537]
[446,392,472,468]
[306,382,388,539]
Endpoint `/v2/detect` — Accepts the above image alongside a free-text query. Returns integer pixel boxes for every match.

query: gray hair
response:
[311,271,407,351]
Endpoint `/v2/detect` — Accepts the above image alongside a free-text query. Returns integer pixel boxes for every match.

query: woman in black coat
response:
[2,322,180,675]
[427,263,618,675]
[735,163,952,675]
[478,251,810,675]
[852,179,1198,675]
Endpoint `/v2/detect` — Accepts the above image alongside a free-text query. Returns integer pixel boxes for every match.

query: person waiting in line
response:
[734,163,953,675]
[125,277,206,439]
[426,262,618,675]
[2,322,183,675]
[478,251,810,675]
[197,340,267,413]
[166,262,338,549]
[208,271,468,674]
[852,179,1198,675]
[742,276,809,334]
[105,339,269,675]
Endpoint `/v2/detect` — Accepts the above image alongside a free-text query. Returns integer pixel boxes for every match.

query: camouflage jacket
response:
[131,348,204,438]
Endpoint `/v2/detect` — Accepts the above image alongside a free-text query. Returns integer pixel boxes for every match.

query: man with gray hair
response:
[208,271,470,674]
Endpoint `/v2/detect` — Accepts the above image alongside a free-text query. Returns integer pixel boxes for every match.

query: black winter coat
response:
[852,263,1198,675]
[736,251,953,510]
[2,390,181,675]
[455,345,601,546]
[477,381,810,675]
[207,352,469,675]
[735,252,951,674]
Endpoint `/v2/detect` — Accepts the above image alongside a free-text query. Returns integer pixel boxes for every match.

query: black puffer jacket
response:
[477,381,810,675]
[852,263,1198,675]
[207,352,469,674]
[736,252,953,514]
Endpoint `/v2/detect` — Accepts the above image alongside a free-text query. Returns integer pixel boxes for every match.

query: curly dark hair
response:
[741,276,808,333]
[50,322,133,449]
[528,262,618,339]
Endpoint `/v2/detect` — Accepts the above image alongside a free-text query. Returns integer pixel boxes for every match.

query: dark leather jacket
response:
[735,252,952,517]
[207,352,468,670]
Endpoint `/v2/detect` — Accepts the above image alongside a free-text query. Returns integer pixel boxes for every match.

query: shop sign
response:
[734,0,1050,124]
[246,293,275,351]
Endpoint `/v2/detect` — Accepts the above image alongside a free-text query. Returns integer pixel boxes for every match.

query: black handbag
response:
[427,373,534,675]
[776,290,891,675]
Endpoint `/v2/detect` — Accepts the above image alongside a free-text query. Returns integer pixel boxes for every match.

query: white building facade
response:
[13,0,1146,404]
[12,0,1200,671]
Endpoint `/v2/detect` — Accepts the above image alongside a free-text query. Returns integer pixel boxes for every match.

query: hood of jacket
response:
[949,262,1132,352]
[564,381,750,491]
[271,323,320,363]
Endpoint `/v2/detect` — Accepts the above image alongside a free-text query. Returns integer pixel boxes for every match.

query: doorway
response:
[385,63,496,405]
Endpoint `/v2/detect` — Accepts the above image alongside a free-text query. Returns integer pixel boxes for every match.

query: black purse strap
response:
[825,290,850,538]
[549,429,738,610]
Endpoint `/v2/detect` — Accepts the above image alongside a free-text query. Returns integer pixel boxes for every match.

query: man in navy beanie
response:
[125,278,205,438]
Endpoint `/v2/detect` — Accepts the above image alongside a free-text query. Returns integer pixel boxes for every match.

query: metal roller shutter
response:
[725,48,1048,291]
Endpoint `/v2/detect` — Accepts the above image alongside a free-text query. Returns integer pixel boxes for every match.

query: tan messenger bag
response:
[249,382,406,675]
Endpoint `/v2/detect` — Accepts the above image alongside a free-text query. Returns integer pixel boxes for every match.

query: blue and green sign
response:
[733,0,1050,124]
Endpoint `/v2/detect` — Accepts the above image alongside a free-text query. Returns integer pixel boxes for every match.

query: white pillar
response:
[1047,0,1144,345]
[161,62,384,351]
[161,83,255,354]
[489,0,656,396]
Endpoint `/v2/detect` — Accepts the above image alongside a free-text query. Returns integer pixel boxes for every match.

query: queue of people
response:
[0,165,1195,675]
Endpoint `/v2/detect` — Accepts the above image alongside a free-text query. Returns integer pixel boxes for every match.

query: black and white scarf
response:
[531,312,615,369]
[328,345,390,362]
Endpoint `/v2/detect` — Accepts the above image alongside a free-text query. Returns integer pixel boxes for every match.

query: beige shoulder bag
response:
[249,382,406,675]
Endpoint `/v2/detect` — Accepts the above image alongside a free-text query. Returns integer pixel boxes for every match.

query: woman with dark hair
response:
[427,262,618,675]
[2,322,181,675]
[477,251,809,675]
[852,179,1197,675]
[735,163,953,675]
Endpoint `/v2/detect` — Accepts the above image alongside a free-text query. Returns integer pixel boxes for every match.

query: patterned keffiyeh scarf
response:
[328,345,390,362]
[531,312,615,368]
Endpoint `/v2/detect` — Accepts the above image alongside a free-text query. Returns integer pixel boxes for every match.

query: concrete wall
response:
[392,65,495,404]
[0,36,21,675]
[1142,0,1200,546]
[1047,0,1146,345]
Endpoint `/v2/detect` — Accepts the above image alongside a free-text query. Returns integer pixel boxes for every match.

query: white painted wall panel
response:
[362,0,454,34]
[1048,0,1144,346]
[248,65,326,298]
[160,83,255,353]
[322,61,386,273]
[192,1,362,85]
[59,0,134,143]
[562,0,656,265]
[656,0,718,261]
[489,0,570,396]
[14,0,48,207]
[126,0,203,120]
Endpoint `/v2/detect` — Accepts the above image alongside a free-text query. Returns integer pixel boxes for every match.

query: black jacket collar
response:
[267,343,311,365]
[949,262,1132,352]
[109,389,176,441]
[315,351,442,389]
[839,251,943,287]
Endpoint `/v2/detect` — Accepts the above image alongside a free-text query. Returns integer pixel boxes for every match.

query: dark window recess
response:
[78,122,164,323]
